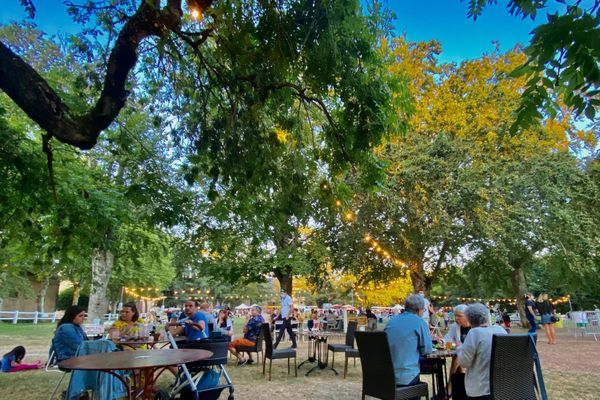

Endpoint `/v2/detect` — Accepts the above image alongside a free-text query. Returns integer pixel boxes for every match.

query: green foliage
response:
[467,1,600,131]
[56,287,89,310]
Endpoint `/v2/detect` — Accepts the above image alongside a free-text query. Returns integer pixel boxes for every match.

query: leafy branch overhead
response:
[0,0,394,181]
[466,0,600,130]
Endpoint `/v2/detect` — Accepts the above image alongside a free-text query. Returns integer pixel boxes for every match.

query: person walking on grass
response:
[273,288,297,349]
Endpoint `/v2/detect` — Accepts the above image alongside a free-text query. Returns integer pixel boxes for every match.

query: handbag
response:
[550,315,559,323]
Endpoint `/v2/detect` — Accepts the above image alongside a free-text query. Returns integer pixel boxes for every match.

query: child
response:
[1,346,42,372]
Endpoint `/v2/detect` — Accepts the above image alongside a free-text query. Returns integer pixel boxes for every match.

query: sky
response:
[0,0,556,63]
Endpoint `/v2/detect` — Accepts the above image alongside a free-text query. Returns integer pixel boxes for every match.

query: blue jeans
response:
[527,315,537,333]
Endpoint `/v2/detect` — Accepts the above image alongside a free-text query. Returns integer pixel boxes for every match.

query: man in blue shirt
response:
[273,289,297,349]
[385,294,433,389]
[228,305,265,365]
[170,300,208,340]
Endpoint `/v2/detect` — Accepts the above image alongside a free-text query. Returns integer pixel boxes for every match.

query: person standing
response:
[524,294,538,334]
[536,293,557,344]
[273,289,297,349]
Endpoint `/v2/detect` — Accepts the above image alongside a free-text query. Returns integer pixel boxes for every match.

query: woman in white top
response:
[457,303,507,400]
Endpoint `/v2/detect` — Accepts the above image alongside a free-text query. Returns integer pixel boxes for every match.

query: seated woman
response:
[108,302,141,339]
[51,305,88,362]
[1,346,42,372]
[443,304,470,398]
[457,303,507,400]
[216,309,233,341]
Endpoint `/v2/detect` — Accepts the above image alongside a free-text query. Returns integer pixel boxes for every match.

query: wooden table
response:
[59,348,212,400]
[114,335,187,350]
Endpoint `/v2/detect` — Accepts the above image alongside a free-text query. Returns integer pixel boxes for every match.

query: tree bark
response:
[409,261,426,292]
[37,275,50,313]
[510,265,529,328]
[275,271,293,295]
[72,282,81,306]
[87,249,114,320]
[0,0,190,149]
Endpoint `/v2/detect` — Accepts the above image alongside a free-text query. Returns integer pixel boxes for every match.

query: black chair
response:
[355,331,429,400]
[343,347,360,378]
[328,320,357,369]
[236,323,264,363]
[261,323,297,381]
[490,334,545,400]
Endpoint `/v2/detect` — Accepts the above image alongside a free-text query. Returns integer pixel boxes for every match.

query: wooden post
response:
[12,310,18,324]
[34,311,39,324]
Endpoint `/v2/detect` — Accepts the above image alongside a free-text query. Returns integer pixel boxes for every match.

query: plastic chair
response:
[355,331,429,400]
[261,323,297,381]
[327,321,357,369]
[490,333,547,400]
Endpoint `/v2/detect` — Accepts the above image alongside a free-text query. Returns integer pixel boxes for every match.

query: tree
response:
[467,0,600,130]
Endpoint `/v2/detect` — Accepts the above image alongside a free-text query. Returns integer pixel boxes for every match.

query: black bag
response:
[550,315,559,323]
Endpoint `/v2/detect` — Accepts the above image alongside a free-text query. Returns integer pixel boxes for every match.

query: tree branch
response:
[0,0,207,150]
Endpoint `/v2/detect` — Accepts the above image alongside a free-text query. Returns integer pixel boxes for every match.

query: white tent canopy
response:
[235,303,250,309]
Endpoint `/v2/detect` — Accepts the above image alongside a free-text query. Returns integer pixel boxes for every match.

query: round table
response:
[59,348,212,400]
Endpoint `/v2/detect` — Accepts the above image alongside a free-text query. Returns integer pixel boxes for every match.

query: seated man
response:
[228,305,264,366]
[168,300,208,341]
[385,294,433,388]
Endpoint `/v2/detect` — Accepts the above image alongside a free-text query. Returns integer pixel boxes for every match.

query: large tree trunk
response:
[275,271,293,295]
[510,265,529,328]
[72,282,81,306]
[37,275,50,312]
[409,261,426,292]
[87,249,114,321]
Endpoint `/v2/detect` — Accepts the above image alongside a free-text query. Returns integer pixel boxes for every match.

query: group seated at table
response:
[383,295,508,400]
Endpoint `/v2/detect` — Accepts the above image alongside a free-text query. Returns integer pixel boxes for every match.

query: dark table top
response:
[58,348,213,371]
[426,349,457,358]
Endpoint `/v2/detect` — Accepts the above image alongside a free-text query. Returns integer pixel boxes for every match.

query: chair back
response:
[262,323,274,358]
[255,323,264,352]
[490,334,537,400]
[345,321,357,347]
[355,331,397,399]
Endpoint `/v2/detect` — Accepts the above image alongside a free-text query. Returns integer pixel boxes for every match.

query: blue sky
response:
[1,0,553,62]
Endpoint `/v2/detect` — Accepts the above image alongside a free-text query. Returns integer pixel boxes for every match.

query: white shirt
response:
[457,325,507,397]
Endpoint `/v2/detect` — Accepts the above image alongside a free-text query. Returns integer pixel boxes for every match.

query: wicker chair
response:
[262,323,297,381]
[490,334,545,400]
[355,331,428,400]
[327,321,357,369]
[236,323,264,363]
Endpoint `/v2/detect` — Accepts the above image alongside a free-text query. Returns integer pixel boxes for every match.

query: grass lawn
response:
[1,322,599,399]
